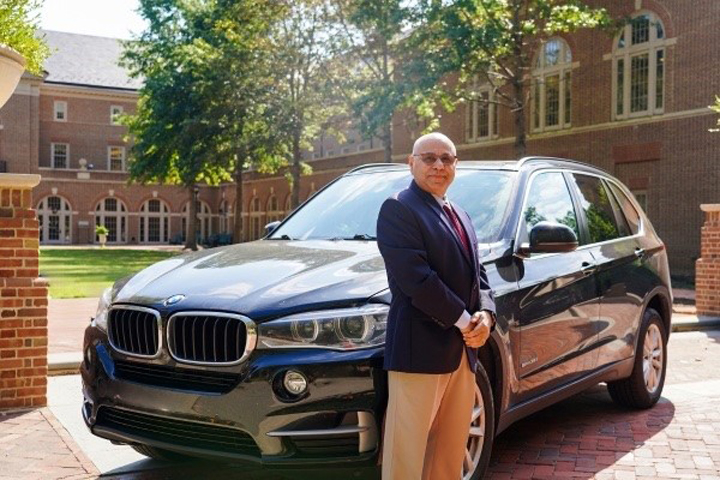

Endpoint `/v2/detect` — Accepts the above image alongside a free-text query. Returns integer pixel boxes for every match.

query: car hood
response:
[111,240,389,321]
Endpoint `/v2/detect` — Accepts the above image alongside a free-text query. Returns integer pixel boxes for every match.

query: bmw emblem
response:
[164,294,186,307]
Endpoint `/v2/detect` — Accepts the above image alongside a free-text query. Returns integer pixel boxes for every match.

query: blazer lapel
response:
[409,181,473,268]
[450,200,478,272]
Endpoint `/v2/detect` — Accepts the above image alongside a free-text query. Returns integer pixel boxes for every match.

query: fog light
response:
[84,346,92,365]
[283,370,308,395]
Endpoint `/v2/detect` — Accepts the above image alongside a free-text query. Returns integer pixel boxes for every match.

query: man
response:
[376,132,496,480]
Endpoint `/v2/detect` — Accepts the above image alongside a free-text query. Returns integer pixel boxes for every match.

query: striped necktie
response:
[442,204,471,257]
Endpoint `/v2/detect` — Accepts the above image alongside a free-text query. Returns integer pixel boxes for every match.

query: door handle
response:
[580,262,597,276]
[634,248,645,259]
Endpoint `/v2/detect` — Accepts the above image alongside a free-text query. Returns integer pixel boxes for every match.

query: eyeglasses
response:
[413,153,458,166]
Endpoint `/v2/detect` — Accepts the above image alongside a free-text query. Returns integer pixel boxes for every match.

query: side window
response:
[522,172,579,243]
[570,174,623,244]
[608,182,641,235]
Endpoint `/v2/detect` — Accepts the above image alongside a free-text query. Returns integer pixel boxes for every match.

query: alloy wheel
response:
[462,384,485,480]
[642,323,664,394]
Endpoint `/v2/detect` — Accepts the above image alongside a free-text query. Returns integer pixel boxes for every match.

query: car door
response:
[513,171,601,402]
[566,173,654,366]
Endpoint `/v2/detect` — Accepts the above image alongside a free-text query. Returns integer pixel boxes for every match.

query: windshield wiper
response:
[351,234,376,240]
[273,234,294,240]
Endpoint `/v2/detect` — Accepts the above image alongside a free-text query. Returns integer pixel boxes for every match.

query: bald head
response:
[412,132,457,157]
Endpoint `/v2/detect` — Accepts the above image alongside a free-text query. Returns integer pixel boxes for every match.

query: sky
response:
[39,0,148,40]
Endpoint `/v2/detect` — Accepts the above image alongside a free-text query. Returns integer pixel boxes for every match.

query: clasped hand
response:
[460,311,493,348]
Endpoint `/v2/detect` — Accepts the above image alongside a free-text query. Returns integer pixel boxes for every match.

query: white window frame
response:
[532,38,573,133]
[631,189,648,213]
[54,101,67,122]
[612,11,668,120]
[110,105,124,125]
[107,146,126,171]
[51,143,69,169]
[94,197,128,244]
[466,79,499,142]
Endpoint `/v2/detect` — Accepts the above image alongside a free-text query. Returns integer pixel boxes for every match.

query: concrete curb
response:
[48,316,720,375]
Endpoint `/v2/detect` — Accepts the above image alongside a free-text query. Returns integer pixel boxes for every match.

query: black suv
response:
[82,158,672,479]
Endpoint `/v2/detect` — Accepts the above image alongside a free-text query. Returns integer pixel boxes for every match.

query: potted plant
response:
[95,225,109,248]
[0,0,50,108]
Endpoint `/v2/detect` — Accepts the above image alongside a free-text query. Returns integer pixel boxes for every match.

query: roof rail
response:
[345,163,404,174]
[516,156,610,174]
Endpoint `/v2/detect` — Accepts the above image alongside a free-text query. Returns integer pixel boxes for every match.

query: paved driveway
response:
[37,329,720,480]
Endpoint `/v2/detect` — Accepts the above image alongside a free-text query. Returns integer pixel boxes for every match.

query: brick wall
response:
[0,174,48,410]
[696,204,720,317]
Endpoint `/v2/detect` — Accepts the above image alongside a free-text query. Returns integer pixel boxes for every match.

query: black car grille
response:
[114,360,241,394]
[289,433,360,457]
[95,407,260,456]
[168,313,249,364]
[108,307,160,357]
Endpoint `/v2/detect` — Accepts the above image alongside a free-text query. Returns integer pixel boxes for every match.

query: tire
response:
[607,307,667,409]
[464,364,496,480]
[131,443,192,462]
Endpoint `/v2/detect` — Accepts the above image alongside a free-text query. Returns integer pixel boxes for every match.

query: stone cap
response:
[700,204,720,212]
[0,174,41,189]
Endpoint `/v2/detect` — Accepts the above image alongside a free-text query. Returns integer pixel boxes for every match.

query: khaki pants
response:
[382,351,475,480]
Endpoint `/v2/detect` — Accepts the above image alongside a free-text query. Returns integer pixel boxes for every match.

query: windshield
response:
[269,168,516,243]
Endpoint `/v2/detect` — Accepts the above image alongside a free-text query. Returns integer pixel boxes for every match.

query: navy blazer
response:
[376,180,496,374]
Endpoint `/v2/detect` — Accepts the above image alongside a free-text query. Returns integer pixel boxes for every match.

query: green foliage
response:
[94,225,109,236]
[710,96,720,133]
[0,0,50,75]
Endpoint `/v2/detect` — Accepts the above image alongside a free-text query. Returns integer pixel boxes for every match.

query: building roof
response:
[40,30,142,91]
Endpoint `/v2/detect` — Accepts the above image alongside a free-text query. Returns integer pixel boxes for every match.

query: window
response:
[51,143,69,169]
[267,195,282,223]
[613,12,666,119]
[631,190,648,213]
[466,82,499,142]
[521,172,579,243]
[37,196,72,244]
[110,105,124,125]
[326,150,335,157]
[608,182,641,235]
[182,200,212,242]
[108,146,125,171]
[570,174,623,244]
[140,199,170,243]
[54,101,67,121]
[532,38,573,132]
[95,197,128,243]
[249,197,263,240]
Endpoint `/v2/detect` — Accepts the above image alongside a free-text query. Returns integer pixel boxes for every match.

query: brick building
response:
[0,0,718,275]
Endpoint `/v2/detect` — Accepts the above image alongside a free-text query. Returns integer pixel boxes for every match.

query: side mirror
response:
[519,221,578,255]
[264,221,281,237]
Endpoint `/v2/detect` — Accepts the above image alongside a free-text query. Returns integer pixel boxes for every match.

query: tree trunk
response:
[185,184,198,251]
[233,167,244,243]
[291,127,302,209]
[383,120,393,163]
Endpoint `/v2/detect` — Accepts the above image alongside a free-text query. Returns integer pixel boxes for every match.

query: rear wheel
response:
[607,308,667,409]
[464,364,495,480]
[131,444,192,462]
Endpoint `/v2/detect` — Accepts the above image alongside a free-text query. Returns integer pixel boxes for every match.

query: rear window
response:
[569,174,624,244]
[607,182,641,235]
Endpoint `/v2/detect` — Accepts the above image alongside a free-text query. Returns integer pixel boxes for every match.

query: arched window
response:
[182,200,212,242]
[266,195,282,223]
[219,200,233,234]
[249,196,263,240]
[95,197,127,243]
[37,196,72,244]
[139,199,170,243]
[613,12,667,119]
[466,78,499,142]
[284,194,292,215]
[532,38,573,132]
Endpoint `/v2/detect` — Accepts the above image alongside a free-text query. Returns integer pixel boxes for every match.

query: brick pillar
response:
[696,204,720,317]
[0,174,48,410]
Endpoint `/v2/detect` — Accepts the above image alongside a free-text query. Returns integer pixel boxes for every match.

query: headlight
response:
[92,287,112,332]
[257,304,388,350]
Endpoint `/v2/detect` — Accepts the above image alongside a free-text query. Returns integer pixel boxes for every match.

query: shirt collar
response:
[432,193,449,208]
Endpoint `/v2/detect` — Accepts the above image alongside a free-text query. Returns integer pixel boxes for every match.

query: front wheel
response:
[464,364,495,480]
[607,307,667,409]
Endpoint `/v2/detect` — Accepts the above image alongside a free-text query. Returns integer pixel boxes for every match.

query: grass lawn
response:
[40,249,180,299]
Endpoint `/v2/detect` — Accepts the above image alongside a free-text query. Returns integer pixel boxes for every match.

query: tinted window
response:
[570,174,623,244]
[270,169,515,243]
[608,182,641,235]
[522,172,579,241]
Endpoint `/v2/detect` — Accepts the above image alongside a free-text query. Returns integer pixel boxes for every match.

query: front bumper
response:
[81,325,387,466]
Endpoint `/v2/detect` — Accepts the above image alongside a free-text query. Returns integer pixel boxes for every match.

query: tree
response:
[328,0,418,163]
[270,0,342,209]
[0,0,50,75]
[123,0,286,247]
[411,0,611,157]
